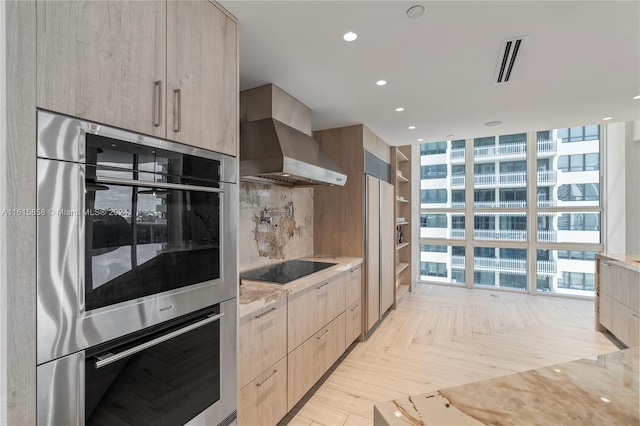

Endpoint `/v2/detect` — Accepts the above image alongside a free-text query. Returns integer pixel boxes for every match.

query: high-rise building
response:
[419,126,601,296]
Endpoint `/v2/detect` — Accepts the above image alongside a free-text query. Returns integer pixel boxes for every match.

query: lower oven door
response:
[37,298,237,426]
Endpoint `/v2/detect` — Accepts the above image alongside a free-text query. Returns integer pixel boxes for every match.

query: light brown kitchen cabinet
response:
[314,125,397,337]
[37,0,237,156]
[287,313,346,410]
[366,177,381,331]
[345,266,363,345]
[366,175,395,331]
[36,0,167,137]
[238,297,287,389]
[345,301,362,346]
[287,272,346,352]
[238,356,287,426]
[167,1,237,155]
[346,266,362,308]
[596,256,640,348]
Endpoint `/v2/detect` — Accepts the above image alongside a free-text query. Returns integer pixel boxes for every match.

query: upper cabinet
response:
[167,1,237,154]
[36,0,237,156]
[36,1,167,138]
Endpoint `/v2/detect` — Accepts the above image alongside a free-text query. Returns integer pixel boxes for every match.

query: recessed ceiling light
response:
[376,80,387,86]
[406,5,425,18]
[343,32,357,42]
[408,126,416,130]
[395,107,405,112]
[417,138,424,142]
[484,120,502,127]
[634,95,640,100]
[602,117,613,121]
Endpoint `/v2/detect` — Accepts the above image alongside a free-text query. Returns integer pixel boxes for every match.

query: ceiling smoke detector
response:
[494,36,527,84]
[406,5,425,18]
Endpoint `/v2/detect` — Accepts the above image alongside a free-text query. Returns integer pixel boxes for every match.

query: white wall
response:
[624,121,640,254]
[605,121,640,254]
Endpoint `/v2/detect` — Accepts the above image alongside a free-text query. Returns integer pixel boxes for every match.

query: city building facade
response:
[419,126,601,296]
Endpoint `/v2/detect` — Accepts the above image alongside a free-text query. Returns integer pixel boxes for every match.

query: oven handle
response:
[94,312,225,369]
[94,176,225,194]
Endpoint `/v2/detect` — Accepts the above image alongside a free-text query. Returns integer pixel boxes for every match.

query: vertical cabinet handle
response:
[173,88,182,133]
[153,81,162,127]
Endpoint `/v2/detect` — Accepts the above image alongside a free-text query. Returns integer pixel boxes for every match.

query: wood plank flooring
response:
[280,284,618,426]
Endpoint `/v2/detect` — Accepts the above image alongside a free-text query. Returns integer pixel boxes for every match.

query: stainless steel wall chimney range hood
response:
[239,84,347,187]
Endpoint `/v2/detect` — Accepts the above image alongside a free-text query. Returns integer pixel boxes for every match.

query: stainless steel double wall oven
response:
[36,110,238,425]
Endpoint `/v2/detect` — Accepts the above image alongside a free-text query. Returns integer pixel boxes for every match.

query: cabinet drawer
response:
[239,297,287,389]
[612,303,640,348]
[346,266,362,308]
[599,293,614,331]
[238,357,287,426]
[288,272,346,352]
[288,312,345,410]
[345,300,362,346]
[600,261,640,312]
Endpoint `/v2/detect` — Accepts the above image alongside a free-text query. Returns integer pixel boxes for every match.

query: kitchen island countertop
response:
[597,253,640,273]
[239,256,363,319]
[373,347,639,425]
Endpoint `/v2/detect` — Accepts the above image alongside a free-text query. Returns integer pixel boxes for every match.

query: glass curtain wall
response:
[418,126,602,296]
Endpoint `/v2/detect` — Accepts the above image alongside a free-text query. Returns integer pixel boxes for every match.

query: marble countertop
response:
[238,256,363,319]
[374,347,639,426]
[597,253,640,273]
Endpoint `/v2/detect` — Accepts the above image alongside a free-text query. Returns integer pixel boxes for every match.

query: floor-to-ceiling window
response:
[419,126,602,297]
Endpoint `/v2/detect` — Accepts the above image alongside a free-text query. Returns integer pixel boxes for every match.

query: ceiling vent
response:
[494,37,527,84]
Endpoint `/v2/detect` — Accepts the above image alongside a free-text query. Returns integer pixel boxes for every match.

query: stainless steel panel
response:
[240,83,312,136]
[37,109,238,183]
[185,298,237,426]
[240,118,347,186]
[37,298,237,426]
[37,169,238,363]
[36,111,239,365]
[37,352,84,426]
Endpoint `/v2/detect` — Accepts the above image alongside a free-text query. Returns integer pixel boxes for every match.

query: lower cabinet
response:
[238,357,288,426]
[288,313,346,410]
[239,263,363,425]
[345,300,362,347]
[597,257,640,348]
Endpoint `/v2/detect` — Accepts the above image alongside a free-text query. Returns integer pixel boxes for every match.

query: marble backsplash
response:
[239,182,314,272]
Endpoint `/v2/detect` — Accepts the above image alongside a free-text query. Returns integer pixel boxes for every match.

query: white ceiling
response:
[221,1,640,146]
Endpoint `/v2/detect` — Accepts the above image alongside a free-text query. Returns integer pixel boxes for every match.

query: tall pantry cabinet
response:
[314,125,395,335]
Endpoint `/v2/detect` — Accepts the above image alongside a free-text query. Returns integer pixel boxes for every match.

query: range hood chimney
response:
[240,84,347,187]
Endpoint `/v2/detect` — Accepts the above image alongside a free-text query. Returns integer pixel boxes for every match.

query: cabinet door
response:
[599,293,613,331]
[288,272,346,352]
[287,313,345,410]
[167,1,237,155]
[379,180,395,314]
[346,300,362,346]
[346,266,362,308]
[37,0,166,137]
[238,357,287,426]
[366,176,380,331]
[238,297,287,389]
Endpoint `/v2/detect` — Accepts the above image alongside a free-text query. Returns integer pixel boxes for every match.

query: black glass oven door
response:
[85,310,221,425]
[84,182,221,311]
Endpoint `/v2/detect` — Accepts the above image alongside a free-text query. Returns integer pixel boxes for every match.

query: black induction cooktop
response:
[240,260,337,284]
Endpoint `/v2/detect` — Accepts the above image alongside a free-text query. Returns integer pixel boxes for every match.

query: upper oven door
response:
[36,111,238,365]
[83,133,227,312]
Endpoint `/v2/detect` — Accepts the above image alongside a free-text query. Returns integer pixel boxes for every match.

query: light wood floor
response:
[281,284,619,426]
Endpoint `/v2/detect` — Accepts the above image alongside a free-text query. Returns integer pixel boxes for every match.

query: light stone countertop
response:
[373,347,639,426]
[597,253,640,273]
[238,256,363,319]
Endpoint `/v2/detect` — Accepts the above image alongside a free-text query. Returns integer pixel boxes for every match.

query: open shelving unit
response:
[392,146,413,305]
